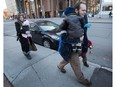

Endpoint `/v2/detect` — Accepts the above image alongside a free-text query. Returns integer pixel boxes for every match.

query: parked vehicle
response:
[29,20,60,50]
[98,1,112,18]
[87,13,92,18]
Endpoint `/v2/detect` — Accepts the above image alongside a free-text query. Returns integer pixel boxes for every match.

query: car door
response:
[30,23,43,44]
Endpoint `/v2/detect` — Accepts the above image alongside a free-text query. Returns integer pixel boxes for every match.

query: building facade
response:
[4,0,17,19]
[14,0,101,18]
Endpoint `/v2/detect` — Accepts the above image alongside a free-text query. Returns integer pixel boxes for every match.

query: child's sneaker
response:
[83,62,89,67]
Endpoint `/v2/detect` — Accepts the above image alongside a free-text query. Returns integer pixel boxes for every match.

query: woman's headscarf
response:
[17,15,25,26]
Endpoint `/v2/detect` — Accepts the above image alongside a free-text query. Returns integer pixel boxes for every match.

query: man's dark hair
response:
[73,2,86,11]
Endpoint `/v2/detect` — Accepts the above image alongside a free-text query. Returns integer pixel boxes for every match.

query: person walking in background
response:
[109,11,112,18]
[15,15,37,60]
[74,2,92,67]
[32,12,35,19]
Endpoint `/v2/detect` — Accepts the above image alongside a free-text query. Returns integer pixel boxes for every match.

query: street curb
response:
[89,22,112,24]
[4,18,112,24]
[79,56,112,72]
[101,66,112,72]
[88,61,112,72]
[89,21,112,24]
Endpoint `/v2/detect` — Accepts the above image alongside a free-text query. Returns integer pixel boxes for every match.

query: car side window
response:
[30,23,38,30]
[47,22,59,28]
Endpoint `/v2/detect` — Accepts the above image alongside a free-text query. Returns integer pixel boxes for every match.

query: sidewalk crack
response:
[31,66,45,87]
[11,51,57,84]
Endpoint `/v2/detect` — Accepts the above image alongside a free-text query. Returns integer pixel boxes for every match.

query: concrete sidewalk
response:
[4,36,112,87]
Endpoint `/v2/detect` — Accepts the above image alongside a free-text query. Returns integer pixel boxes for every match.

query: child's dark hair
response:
[64,7,76,16]
[73,2,86,11]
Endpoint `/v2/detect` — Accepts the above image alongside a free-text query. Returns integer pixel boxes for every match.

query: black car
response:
[29,20,60,50]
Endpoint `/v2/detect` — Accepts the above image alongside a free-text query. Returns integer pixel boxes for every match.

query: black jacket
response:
[51,14,89,53]
[81,14,89,53]
[15,21,29,36]
[60,15,84,38]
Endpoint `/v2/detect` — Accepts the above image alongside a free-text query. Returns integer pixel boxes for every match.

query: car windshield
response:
[37,21,59,31]
[36,21,59,31]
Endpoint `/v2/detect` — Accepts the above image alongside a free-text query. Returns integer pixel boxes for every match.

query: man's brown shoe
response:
[57,66,66,73]
[79,79,91,86]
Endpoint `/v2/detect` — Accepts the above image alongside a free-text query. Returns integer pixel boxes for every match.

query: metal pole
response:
[92,0,95,17]
[86,0,88,12]
[69,0,71,7]
[40,0,45,18]
[34,0,37,17]
[28,0,32,18]
[100,0,102,12]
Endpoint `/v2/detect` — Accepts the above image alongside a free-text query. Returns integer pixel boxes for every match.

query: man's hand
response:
[80,35,84,42]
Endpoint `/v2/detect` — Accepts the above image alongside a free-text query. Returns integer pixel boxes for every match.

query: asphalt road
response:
[4,18,112,69]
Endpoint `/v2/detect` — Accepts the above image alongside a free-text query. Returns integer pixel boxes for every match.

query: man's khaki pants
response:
[58,52,86,82]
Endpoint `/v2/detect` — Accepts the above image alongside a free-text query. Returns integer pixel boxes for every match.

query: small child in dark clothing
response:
[60,7,84,53]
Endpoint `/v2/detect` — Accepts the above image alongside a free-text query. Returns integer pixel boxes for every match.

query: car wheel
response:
[43,39,52,48]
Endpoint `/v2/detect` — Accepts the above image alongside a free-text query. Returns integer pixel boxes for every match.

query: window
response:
[30,23,39,30]
[102,5,112,11]
[36,21,59,31]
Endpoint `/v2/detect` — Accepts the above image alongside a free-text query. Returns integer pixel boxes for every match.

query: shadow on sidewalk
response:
[89,68,112,87]
[4,74,14,87]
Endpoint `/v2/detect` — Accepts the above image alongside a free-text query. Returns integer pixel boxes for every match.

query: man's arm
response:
[50,20,68,33]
